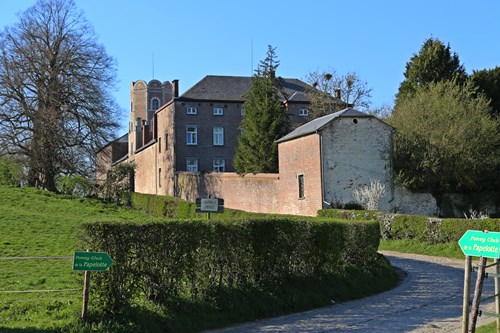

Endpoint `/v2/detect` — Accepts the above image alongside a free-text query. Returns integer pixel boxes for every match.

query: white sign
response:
[200,198,219,212]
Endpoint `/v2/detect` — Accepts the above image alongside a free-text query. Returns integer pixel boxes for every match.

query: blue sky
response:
[1,0,499,134]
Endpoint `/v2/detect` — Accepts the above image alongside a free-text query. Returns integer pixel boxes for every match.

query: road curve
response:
[206,251,496,333]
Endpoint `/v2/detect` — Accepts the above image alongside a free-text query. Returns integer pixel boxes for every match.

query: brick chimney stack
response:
[334,89,341,99]
[172,79,179,98]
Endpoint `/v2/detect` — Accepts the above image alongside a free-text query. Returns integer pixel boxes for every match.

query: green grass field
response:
[0,186,160,330]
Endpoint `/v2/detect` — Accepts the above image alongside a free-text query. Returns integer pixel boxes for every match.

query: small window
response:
[213,127,224,146]
[213,159,225,172]
[298,174,305,199]
[186,126,198,145]
[164,133,168,150]
[158,137,161,152]
[240,108,246,116]
[151,98,160,110]
[158,168,162,187]
[298,108,309,117]
[187,106,197,115]
[213,107,224,116]
[186,158,198,172]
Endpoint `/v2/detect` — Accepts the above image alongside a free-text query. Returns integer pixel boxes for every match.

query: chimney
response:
[334,89,341,99]
[172,79,179,98]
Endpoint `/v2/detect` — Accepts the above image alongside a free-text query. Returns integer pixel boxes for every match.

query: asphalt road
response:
[206,252,497,333]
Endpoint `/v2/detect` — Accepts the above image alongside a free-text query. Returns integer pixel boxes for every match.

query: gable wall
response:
[321,117,394,210]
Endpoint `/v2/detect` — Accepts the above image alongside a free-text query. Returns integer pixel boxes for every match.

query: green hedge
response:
[130,192,270,219]
[319,209,500,244]
[80,218,383,314]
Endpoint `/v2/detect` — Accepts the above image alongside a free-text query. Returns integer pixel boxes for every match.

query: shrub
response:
[80,218,382,314]
[0,155,24,186]
[352,178,386,210]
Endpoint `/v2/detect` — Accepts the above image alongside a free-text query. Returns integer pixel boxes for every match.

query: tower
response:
[129,79,173,154]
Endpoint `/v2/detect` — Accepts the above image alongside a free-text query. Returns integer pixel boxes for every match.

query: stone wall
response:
[321,117,394,210]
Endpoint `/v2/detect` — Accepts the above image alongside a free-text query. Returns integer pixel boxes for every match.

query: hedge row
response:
[130,192,267,219]
[80,218,381,313]
[319,209,500,243]
[130,192,197,218]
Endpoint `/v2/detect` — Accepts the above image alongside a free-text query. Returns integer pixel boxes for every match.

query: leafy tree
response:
[304,68,372,119]
[0,0,119,192]
[0,155,24,186]
[390,79,500,198]
[233,45,288,174]
[471,66,500,118]
[396,37,467,103]
[101,162,135,205]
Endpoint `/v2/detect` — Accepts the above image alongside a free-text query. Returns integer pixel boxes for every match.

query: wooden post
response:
[463,255,472,333]
[469,256,488,333]
[81,270,91,321]
[495,259,500,333]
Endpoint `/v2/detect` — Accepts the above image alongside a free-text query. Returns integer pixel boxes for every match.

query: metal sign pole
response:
[462,255,472,333]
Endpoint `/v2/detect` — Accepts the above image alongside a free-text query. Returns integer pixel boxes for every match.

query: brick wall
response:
[177,172,283,215]
[278,134,323,216]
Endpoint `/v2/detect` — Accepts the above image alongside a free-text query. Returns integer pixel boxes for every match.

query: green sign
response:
[459,230,500,258]
[73,251,113,271]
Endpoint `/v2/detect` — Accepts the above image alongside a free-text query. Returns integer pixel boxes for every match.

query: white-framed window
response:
[213,107,224,115]
[186,158,198,172]
[298,174,305,199]
[187,106,197,115]
[240,108,246,116]
[151,98,160,110]
[186,126,198,145]
[213,159,225,172]
[213,127,224,146]
[298,108,309,117]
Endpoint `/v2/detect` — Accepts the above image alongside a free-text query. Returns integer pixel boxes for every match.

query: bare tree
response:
[304,68,372,119]
[0,0,119,191]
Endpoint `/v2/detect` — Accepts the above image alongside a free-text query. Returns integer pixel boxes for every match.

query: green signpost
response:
[458,230,500,259]
[459,230,500,333]
[73,250,113,321]
[73,251,113,271]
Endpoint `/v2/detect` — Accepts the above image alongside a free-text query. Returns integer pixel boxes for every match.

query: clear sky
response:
[1,0,499,134]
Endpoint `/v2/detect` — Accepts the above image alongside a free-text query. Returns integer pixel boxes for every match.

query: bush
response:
[56,174,94,197]
[0,155,24,186]
[318,209,500,244]
[80,218,383,314]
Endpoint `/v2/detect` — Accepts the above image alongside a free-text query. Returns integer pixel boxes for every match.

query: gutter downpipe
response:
[319,131,327,211]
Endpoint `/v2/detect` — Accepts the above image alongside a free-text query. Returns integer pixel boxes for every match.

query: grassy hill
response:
[0,186,160,331]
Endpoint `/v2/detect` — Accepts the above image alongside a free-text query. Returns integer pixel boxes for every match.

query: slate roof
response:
[179,75,311,102]
[276,108,373,143]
